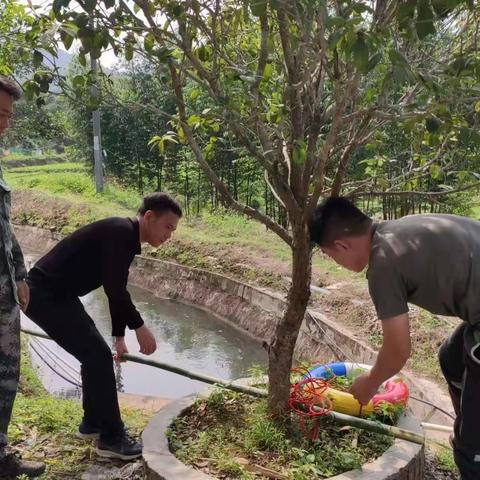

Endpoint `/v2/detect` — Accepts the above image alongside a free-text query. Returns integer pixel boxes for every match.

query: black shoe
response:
[78,420,101,439]
[0,453,45,478]
[96,431,142,461]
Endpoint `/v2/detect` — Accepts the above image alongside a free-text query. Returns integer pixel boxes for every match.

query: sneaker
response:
[77,420,101,439]
[0,453,45,478]
[96,430,142,461]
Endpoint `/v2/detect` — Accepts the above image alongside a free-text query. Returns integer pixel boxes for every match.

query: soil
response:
[424,450,457,479]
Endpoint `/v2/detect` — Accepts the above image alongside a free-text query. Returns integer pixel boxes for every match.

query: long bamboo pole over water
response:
[21,327,425,445]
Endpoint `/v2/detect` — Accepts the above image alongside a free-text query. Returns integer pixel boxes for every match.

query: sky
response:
[20,0,118,68]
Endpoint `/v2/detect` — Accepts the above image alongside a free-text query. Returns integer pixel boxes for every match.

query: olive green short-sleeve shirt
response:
[367,214,480,325]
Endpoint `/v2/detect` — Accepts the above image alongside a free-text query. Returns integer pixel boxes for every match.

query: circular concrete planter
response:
[142,393,425,480]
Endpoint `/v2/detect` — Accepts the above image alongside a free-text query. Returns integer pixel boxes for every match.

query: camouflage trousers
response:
[0,305,20,459]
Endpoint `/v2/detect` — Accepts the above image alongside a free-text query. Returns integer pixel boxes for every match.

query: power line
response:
[30,336,81,379]
[29,341,82,388]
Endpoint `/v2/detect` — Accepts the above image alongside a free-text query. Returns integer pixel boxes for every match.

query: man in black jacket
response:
[26,192,182,460]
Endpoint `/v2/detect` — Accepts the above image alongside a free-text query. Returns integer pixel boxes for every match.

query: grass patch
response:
[0,152,67,163]
[435,446,456,473]
[6,168,141,212]
[169,389,393,480]
[7,162,87,174]
[408,310,455,382]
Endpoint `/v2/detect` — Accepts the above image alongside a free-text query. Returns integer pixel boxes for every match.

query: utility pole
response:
[90,39,104,193]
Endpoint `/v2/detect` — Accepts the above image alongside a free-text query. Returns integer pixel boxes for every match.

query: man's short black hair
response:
[309,197,372,247]
[138,192,183,217]
[0,76,22,101]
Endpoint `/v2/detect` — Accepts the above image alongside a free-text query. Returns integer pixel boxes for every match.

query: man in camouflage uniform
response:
[0,77,45,478]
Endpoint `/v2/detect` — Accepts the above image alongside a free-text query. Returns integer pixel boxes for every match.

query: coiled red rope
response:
[288,364,334,440]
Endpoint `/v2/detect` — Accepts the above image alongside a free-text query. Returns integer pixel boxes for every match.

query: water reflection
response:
[23,284,267,399]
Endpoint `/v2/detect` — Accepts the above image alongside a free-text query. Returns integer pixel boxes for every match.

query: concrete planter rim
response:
[142,387,424,480]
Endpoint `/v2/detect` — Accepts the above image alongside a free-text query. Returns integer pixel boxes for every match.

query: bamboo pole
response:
[122,353,267,398]
[324,410,424,445]
[21,328,425,445]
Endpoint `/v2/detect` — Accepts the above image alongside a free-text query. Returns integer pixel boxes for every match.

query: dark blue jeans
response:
[25,273,124,441]
[439,322,480,480]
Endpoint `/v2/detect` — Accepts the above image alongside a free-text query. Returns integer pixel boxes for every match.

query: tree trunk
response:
[184,159,190,215]
[267,220,312,418]
[156,155,163,192]
[196,167,201,215]
[137,154,143,194]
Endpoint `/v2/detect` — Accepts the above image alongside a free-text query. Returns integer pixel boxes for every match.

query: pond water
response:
[22,283,267,399]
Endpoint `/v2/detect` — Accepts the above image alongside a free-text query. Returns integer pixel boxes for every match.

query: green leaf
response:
[33,50,43,68]
[269,0,279,9]
[93,32,107,50]
[197,45,211,62]
[351,34,369,73]
[292,140,307,165]
[177,127,186,143]
[388,49,408,66]
[155,46,174,62]
[352,3,373,14]
[187,114,202,127]
[429,164,442,180]
[326,16,346,28]
[125,39,134,61]
[250,0,267,17]
[78,52,87,67]
[80,35,93,53]
[190,89,199,101]
[431,0,456,18]
[367,52,382,71]
[416,0,436,39]
[392,65,411,85]
[60,30,74,50]
[144,32,155,52]
[267,37,275,53]
[72,75,85,89]
[84,0,97,12]
[263,63,273,81]
[52,0,70,15]
[458,127,480,147]
[167,2,184,18]
[90,48,102,59]
[426,116,441,133]
[397,2,416,23]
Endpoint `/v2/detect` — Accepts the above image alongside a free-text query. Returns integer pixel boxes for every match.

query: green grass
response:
[169,389,393,480]
[7,162,87,173]
[6,168,140,210]
[408,310,455,382]
[434,445,457,473]
[0,152,68,164]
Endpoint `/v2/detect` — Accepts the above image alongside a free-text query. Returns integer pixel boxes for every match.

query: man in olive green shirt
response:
[309,196,480,480]
[0,76,45,478]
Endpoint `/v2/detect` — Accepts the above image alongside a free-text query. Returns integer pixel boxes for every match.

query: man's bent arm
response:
[349,313,410,405]
[370,313,411,385]
[101,237,144,337]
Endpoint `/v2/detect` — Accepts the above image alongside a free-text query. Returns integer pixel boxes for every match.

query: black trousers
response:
[25,274,123,441]
[439,322,480,480]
